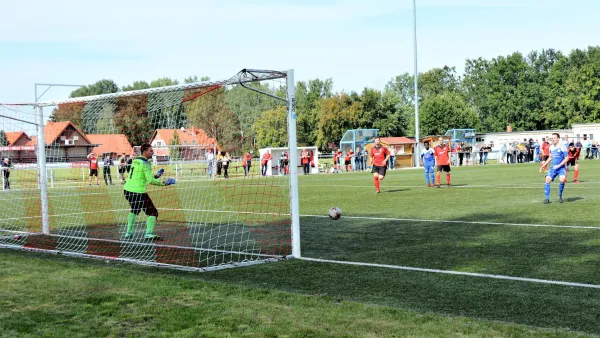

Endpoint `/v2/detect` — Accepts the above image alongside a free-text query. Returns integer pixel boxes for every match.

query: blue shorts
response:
[546,166,567,181]
[424,163,435,173]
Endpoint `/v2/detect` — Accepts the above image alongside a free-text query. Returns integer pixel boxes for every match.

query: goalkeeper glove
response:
[164,178,176,186]
[154,168,165,179]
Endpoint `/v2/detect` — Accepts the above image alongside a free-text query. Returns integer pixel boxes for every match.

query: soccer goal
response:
[0,69,300,271]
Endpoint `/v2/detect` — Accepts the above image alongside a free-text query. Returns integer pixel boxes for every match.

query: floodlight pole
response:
[286,69,301,258]
[413,0,421,168]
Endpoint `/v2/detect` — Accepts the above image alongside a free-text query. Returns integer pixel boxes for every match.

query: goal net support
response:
[0,69,300,271]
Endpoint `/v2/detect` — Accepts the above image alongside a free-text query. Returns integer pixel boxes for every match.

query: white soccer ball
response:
[328,207,341,220]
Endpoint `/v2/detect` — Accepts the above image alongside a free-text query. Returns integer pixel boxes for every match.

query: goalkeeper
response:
[123,143,176,240]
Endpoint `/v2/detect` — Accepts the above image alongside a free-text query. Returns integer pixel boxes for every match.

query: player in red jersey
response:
[567,142,580,183]
[369,137,390,193]
[540,137,550,172]
[434,137,451,187]
[344,148,354,172]
[334,148,343,172]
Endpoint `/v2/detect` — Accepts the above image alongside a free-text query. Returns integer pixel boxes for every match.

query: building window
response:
[73,136,79,141]
[156,142,163,147]
[184,141,188,145]
[591,134,594,140]
[584,134,588,140]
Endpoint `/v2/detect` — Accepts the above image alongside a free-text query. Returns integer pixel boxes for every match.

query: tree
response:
[70,79,119,98]
[253,106,288,148]
[0,130,8,146]
[150,77,179,88]
[296,78,333,146]
[122,81,150,92]
[184,76,210,83]
[316,93,361,150]
[169,130,182,161]
[419,92,479,136]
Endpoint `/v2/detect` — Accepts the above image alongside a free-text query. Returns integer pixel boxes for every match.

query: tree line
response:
[49,46,600,152]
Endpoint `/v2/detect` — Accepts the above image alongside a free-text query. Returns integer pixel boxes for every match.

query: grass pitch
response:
[2,160,600,336]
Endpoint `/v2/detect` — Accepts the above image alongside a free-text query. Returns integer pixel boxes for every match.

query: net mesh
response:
[0,70,292,270]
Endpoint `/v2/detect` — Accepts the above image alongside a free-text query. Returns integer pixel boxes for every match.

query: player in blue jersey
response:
[421,141,436,187]
[538,133,569,204]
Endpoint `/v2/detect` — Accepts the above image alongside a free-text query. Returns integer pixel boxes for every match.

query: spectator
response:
[2,158,12,190]
[206,148,215,177]
[344,148,354,172]
[389,146,396,170]
[592,141,598,159]
[280,151,289,175]
[500,143,507,164]
[354,146,363,171]
[126,154,133,174]
[222,152,230,179]
[216,150,224,177]
[301,149,310,175]
[87,152,100,186]
[456,142,464,166]
[103,154,114,185]
[242,151,252,177]
[118,153,127,184]
[585,141,591,159]
[261,150,272,176]
[534,140,541,162]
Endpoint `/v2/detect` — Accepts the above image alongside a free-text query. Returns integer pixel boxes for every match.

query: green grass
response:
[2,160,600,336]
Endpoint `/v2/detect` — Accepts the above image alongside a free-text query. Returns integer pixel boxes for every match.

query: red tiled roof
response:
[151,128,216,146]
[381,137,415,144]
[24,121,92,146]
[5,132,30,145]
[86,134,133,155]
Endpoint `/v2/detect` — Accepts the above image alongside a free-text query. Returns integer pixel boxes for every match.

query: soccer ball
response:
[328,207,341,220]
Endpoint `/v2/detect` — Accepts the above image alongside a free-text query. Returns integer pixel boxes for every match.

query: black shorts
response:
[437,165,451,172]
[371,165,387,176]
[542,156,549,162]
[344,160,351,165]
[567,159,577,167]
[118,167,125,174]
[89,169,98,176]
[334,158,340,164]
[123,190,158,217]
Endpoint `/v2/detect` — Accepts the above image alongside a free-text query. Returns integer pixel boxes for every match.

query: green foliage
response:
[0,130,8,146]
[184,76,210,83]
[70,79,119,98]
[150,77,179,88]
[419,92,479,136]
[122,81,150,92]
[253,106,288,148]
[169,130,182,161]
[316,93,361,150]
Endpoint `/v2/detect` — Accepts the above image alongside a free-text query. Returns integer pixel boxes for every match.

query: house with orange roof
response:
[24,122,96,162]
[86,134,133,159]
[149,127,216,160]
[0,131,36,163]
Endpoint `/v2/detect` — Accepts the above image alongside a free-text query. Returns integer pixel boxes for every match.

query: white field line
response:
[1,209,598,231]
[303,214,600,230]
[300,183,600,189]
[299,257,600,289]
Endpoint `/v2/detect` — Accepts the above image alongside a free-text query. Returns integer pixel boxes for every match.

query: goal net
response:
[0,69,300,271]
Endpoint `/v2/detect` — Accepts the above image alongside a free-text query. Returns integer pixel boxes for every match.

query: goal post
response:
[0,69,300,271]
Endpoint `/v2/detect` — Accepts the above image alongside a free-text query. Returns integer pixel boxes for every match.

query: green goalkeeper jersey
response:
[124,156,164,193]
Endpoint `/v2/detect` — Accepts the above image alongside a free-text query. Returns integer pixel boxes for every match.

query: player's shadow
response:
[385,189,409,193]
[565,196,584,202]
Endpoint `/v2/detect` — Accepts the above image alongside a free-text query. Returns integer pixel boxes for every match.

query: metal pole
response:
[413,0,421,168]
[286,69,301,258]
[35,105,50,235]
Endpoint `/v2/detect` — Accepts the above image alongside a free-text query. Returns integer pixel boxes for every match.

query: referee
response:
[123,144,175,240]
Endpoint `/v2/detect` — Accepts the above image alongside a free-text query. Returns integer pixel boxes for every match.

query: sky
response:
[0,0,599,106]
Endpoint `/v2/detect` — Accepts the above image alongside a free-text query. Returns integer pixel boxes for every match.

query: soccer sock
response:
[574,169,579,181]
[544,182,550,199]
[374,177,380,190]
[127,212,136,233]
[436,173,440,186]
[446,173,451,185]
[430,172,435,185]
[145,216,157,234]
[559,182,565,196]
[424,171,430,184]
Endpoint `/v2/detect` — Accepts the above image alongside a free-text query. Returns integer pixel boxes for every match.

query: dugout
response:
[339,129,379,155]
[259,146,319,176]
